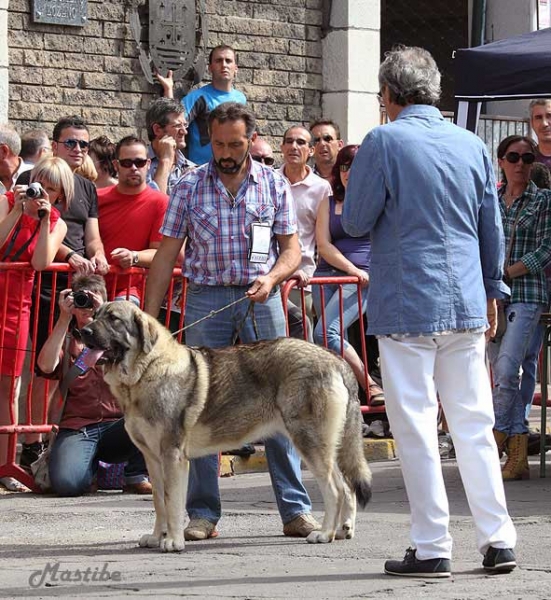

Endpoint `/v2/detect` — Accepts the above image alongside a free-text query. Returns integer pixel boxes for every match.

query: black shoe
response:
[19,441,47,471]
[222,444,256,457]
[482,547,516,573]
[384,548,451,578]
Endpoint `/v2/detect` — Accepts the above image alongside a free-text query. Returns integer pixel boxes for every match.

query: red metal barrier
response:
[0,265,382,491]
[281,277,385,416]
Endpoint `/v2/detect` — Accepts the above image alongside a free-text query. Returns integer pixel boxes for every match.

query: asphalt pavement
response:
[0,452,550,599]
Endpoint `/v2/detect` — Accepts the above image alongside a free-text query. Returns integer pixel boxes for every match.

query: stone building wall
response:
[6,0,324,151]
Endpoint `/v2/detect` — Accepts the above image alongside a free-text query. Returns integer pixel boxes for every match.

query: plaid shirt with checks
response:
[161,158,297,286]
[499,180,551,305]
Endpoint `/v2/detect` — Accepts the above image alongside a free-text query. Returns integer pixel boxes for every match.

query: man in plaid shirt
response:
[145,102,320,542]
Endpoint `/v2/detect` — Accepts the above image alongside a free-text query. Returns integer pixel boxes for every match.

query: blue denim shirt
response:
[342,104,509,336]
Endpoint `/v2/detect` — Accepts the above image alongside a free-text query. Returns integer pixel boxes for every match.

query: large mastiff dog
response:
[81,301,372,552]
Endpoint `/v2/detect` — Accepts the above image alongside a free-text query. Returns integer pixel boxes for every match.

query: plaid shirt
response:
[162,159,297,286]
[498,180,551,304]
[146,147,196,196]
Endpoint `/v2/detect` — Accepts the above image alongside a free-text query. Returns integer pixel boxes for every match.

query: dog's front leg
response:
[138,451,167,549]
[159,449,187,553]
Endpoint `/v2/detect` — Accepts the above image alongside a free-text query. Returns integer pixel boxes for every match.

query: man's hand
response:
[111,247,134,269]
[486,298,497,341]
[291,269,311,288]
[154,70,174,98]
[91,253,109,275]
[68,254,96,276]
[246,275,275,303]
[153,135,177,162]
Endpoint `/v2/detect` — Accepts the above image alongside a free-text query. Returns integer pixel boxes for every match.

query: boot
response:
[493,429,508,458]
[502,434,530,481]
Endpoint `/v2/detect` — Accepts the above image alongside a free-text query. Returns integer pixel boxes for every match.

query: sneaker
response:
[482,547,516,573]
[184,518,219,541]
[282,513,321,537]
[384,547,451,578]
[122,480,153,495]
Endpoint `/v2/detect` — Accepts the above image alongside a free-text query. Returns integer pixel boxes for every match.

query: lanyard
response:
[0,219,41,262]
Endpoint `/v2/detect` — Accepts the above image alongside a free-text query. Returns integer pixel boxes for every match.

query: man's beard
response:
[214,149,249,174]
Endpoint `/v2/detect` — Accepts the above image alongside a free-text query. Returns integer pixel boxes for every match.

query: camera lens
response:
[25,183,43,199]
[72,291,93,309]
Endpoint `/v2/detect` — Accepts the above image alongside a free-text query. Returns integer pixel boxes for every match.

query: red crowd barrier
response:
[281,277,386,416]
[0,265,383,490]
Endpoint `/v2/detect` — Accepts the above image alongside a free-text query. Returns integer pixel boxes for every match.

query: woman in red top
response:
[0,156,71,492]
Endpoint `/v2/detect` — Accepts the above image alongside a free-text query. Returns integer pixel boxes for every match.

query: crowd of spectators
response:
[0,43,549,559]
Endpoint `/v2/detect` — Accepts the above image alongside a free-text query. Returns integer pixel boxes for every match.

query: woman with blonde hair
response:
[0,156,71,491]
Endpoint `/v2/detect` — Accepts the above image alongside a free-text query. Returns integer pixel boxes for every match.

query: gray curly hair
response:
[379,46,441,107]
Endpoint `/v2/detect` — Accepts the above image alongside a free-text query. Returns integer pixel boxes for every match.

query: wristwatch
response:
[132,251,139,266]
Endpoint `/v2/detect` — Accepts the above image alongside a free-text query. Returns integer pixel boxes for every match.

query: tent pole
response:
[471,0,487,48]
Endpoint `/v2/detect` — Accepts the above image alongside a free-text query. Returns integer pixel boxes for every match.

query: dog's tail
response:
[337,370,373,508]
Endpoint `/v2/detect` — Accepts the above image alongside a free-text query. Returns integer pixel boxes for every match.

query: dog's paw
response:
[139,533,161,548]
[160,536,185,553]
[334,521,355,540]
[306,530,334,544]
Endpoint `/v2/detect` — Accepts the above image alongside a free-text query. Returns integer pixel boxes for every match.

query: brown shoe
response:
[368,382,385,406]
[122,480,153,494]
[184,518,219,541]
[283,513,321,537]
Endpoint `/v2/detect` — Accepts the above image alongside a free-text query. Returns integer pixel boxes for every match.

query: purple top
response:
[317,196,371,271]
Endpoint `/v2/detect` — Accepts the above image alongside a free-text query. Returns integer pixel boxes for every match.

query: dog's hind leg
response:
[334,476,357,540]
[159,448,187,553]
[138,450,167,549]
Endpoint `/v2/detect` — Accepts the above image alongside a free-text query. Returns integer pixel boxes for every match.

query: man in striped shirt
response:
[145,102,320,542]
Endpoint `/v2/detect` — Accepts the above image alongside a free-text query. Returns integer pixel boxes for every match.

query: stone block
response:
[44,34,84,53]
[103,22,129,40]
[87,2,125,21]
[253,70,289,87]
[82,72,121,91]
[82,107,122,125]
[306,57,322,74]
[64,53,104,73]
[104,56,139,75]
[9,30,44,50]
[288,40,306,56]
[121,74,152,93]
[271,55,305,72]
[43,52,66,69]
[42,69,81,87]
[289,71,323,90]
[89,38,120,56]
[271,22,307,40]
[9,66,43,85]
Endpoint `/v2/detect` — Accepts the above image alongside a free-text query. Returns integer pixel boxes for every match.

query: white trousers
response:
[379,333,517,560]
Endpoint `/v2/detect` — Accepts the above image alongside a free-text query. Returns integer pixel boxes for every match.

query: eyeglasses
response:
[340,163,352,172]
[56,139,90,150]
[504,152,536,165]
[252,155,275,166]
[283,137,309,146]
[312,134,335,144]
[117,158,149,168]
[166,120,188,130]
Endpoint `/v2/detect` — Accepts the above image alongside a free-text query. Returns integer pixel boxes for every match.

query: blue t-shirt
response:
[182,84,247,165]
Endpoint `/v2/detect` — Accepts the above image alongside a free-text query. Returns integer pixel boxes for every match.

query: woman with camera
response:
[36,274,151,496]
[0,156,71,492]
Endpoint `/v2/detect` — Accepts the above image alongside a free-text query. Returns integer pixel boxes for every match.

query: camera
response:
[72,290,94,309]
[25,182,45,199]
[25,183,47,219]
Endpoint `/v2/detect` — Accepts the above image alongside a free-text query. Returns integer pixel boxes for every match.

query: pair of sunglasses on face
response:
[252,155,275,166]
[503,152,536,165]
[56,139,90,150]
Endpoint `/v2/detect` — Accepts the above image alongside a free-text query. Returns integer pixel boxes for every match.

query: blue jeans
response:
[49,419,148,496]
[520,322,544,423]
[488,302,546,435]
[312,269,368,354]
[184,284,312,525]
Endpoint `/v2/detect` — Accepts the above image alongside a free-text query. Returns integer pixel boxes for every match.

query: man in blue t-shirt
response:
[155,45,247,165]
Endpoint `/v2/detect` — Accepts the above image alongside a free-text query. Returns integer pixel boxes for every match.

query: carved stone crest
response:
[129,0,208,95]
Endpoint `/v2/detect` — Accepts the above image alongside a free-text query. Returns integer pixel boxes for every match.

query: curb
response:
[220,438,397,477]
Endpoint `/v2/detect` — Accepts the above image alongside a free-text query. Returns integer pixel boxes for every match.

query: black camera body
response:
[72,290,94,309]
[25,182,44,199]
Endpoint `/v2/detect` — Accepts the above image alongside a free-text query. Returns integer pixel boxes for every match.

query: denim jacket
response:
[342,104,509,336]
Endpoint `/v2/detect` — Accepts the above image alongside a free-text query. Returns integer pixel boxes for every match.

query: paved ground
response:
[1,453,550,599]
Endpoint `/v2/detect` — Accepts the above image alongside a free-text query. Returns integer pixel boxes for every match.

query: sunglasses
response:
[252,155,275,166]
[312,134,335,144]
[283,137,310,146]
[340,163,352,172]
[117,158,149,169]
[56,139,90,150]
[504,152,536,165]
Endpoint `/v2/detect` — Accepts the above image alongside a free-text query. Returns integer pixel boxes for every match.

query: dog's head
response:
[80,301,159,366]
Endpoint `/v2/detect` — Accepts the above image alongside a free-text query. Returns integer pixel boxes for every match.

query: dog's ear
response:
[135,310,159,354]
